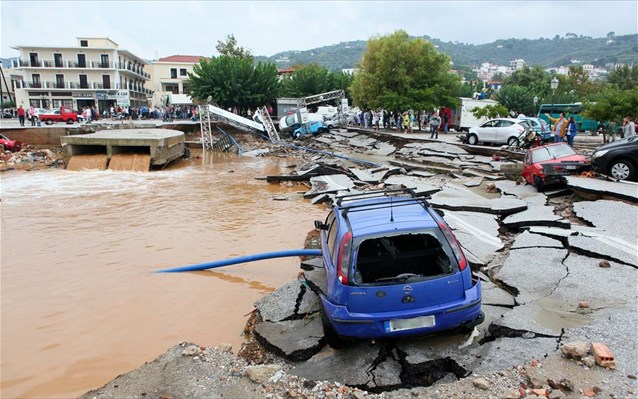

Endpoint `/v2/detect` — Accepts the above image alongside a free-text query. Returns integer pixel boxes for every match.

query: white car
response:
[467,118,530,146]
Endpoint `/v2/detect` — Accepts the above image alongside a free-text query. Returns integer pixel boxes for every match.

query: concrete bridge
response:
[60,128,185,166]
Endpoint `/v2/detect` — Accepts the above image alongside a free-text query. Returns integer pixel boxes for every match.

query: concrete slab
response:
[304,175,355,198]
[481,280,517,307]
[463,179,483,187]
[253,316,324,361]
[255,280,319,322]
[472,337,559,375]
[347,136,377,148]
[60,128,185,166]
[365,142,396,156]
[348,167,388,184]
[565,176,638,203]
[495,248,569,304]
[291,344,385,387]
[418,142,469,155]
[492,302,575,336]
[510,230,564,249]
[568,232,637,267]
[442,211,503,266]
[383,175,441,196]
[572,199,638,234]
[501,205,569,229]
[429,183,528,215]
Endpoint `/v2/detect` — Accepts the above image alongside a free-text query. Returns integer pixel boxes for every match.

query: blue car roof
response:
[336,197,438,237]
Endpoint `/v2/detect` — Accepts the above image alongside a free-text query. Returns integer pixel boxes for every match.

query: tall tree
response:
[349,30,461,112]
[280,64,335,98]
[606,65,638,91]
[188,56,279,112]
[216,34,253,61]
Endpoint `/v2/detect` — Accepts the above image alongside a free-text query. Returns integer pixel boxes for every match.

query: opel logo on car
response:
[403,285,413,294]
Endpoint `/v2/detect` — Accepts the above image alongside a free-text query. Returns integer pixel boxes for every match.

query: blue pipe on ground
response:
[156,249,322,273]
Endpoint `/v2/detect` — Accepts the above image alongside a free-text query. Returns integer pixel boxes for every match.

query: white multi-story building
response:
[145,55,204,108]
[10,37,151,112]
[509,58,526,72]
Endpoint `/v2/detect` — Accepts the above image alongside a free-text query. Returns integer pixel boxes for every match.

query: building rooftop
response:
[157,55,206,63]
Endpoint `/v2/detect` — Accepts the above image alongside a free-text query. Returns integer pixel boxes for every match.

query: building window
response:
[32,74,41,88]
[164,84,179,94]
[29,52,40,67]
[100,54,109,68]
[103,75,111,89]
[55,74,65,89]
[77,54,86,68]
[79,74,88,89]
[180,68,187,76]
[182,84,190,94]
[80,40,88,47]
[170,68,177,79]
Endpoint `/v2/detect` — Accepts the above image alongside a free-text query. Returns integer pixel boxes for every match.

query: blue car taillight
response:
[337,231,352,284]
[437,221,467,271]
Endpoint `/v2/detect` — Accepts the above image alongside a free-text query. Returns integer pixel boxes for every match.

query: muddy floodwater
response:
[0,153,326,398]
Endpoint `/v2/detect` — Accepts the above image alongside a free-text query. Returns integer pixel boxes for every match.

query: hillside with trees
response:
[254,33,638,71]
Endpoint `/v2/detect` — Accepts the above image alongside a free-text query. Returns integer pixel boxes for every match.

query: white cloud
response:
[1,0,636,60]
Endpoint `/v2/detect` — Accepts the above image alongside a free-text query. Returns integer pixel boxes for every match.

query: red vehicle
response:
[0,134,23,152]
[39,107,78,125]
[522,142,590,191]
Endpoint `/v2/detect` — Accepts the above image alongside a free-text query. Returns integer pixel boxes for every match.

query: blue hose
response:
[156,249,322,273]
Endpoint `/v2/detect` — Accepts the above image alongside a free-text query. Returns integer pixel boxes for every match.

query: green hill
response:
[255,34,638,71]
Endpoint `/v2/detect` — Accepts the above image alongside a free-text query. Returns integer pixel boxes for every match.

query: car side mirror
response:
[314,220,328,230]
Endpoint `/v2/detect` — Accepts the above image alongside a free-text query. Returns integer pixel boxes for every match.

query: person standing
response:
[565,116,577,147]
[623,116,636,138]
[17,105,25,126]
[409,110,415,133]
[546,112,567,142]
[29,105,36,126]
[430,111,441,139]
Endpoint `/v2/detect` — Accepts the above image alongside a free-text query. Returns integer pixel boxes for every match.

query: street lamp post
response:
[550,77,559,108]
[533,96,538,115]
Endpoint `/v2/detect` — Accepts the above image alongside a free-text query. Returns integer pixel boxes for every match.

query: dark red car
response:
[522,142,590,190]
[0,134,23,152]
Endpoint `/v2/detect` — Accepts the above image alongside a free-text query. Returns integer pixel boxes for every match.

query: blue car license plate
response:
[385,315,436,332]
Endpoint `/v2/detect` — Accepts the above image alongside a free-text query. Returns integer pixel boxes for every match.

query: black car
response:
[591,136,638,181]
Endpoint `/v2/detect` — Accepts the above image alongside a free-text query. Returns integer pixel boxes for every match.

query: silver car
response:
[467,118,530,146]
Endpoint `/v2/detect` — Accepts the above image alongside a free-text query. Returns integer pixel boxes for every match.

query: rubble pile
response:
[0,146,65,170]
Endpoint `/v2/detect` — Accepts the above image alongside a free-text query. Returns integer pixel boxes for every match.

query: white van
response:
[279,109,324,132]
[316,106,338,120]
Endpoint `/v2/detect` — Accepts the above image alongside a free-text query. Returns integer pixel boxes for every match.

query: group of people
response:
[351,109,451,138]
[547,112,637,147]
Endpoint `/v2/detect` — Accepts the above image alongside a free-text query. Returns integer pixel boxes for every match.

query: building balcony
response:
[11,59,150,80]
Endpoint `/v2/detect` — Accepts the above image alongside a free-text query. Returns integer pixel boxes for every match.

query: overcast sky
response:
[2,0,636,60]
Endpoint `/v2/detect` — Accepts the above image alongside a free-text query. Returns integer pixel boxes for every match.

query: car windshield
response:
[284,114,296,127]
[352,230,455,285]
[533,144,577,163]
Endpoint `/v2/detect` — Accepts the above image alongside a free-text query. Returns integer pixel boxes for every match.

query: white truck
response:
[450,97,499,131]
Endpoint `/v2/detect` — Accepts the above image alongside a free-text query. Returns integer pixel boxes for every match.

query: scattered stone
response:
[592,386,602,394]
[245,364,282,384]
[559,378,574,391]
[582,388,597,397]
[524,367,545,388]
[547,378,560,389]
[581,356,596,368]
[628,374,637,379]
[502,389,521,399]
[486,182,497,193]
[578,301,590,309]
[560,342,589,360]
[473,377,490,390]
[217,343,232,353]
[548,390,564,399]
[531,388,547,396]
[181,345,199,356]
[599,260,611,268]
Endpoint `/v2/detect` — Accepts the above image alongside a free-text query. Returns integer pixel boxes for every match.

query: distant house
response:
[146,55,207,108]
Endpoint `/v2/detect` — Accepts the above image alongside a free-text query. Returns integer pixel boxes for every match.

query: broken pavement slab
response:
[304,174,356,198]
[253,316,325,361]
[495,247,569,304]
[501,205,570,229]
[430,183,527,215]
[567,232,637,267]
[572,199,638,234]
[442,210,503,266]
[510,230,564,249]
[254,279,320,322]
[565,176,638,203]
[383,175,441,196]
[291,343,403,389]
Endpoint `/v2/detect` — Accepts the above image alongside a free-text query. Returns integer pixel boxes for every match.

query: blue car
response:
[292,121,328,139]
[314,189,484,348]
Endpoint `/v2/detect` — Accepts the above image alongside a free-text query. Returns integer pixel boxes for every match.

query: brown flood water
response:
[0,152,326,398]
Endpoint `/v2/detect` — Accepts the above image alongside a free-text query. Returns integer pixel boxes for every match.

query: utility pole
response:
[0,65,15,116]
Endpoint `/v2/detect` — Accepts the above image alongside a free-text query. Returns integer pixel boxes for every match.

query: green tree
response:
[495,85,536,115]
[504,65,551,98]
[606,65,638,91]
[216,34,253,61]
[349,30,461,112]
[188,56,280,112]
[471,104,509,120]
[280,64,336,98]
[583,85,638,123]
